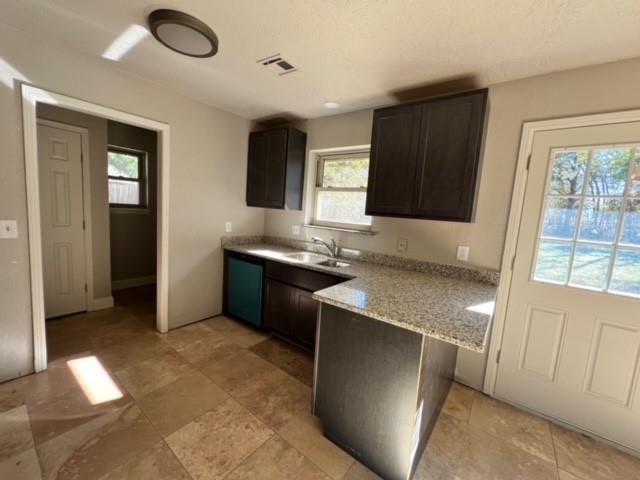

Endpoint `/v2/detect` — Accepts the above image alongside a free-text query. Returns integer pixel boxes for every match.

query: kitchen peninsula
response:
[223,238,497,480]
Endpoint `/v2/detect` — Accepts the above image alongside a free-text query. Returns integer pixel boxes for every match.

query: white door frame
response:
[36,118,99,313]
[484,107,640,395]
[22,84,171,372]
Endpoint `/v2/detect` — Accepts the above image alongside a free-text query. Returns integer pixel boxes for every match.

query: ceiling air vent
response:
[257,54,297,76]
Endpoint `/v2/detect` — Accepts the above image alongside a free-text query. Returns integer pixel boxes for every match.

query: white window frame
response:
[108,145,150,214]
[312,151,372,231]
[531,143,640,298]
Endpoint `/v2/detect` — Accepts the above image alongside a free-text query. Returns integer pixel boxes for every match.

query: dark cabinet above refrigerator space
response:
[366,89,488,222]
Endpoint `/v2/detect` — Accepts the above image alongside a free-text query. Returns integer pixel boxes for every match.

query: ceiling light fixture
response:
[323,101,340,109]
[148,9,218,58]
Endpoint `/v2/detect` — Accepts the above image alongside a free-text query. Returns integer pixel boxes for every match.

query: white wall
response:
[0,24,264,381]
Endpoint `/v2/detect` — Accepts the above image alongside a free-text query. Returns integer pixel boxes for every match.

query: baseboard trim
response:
[88,296,114,311]
[112,275,157,291]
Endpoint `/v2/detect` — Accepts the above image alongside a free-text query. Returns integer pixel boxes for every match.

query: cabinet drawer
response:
[265,260,340,292]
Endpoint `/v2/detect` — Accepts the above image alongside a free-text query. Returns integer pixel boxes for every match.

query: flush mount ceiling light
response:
[323,101,340,109]
[147,9,218,58]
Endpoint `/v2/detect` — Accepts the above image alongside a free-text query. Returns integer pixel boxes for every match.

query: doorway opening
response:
[22,85,170,372]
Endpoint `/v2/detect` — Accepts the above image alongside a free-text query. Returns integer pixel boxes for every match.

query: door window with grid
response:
[108,148,147,208]
[533,145,640,297]
[313,152,372,229]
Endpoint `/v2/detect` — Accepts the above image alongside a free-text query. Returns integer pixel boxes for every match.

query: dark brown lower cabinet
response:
[263,260,345,351]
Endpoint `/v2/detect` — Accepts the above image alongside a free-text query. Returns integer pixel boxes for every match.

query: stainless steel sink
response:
[318,259,350,268]
[283,252,328,264]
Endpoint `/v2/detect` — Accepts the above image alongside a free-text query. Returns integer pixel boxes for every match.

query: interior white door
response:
[495,121,640,451]
[37,122,87,318]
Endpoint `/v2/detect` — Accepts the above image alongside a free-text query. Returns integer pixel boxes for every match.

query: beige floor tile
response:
[0,377,25,414]
[250,336,316,385]
[98,442,191,480]
[166,398,273,480]
[277,412,354,480]
[413,457,458,480]
[23,353,97,406]
[47,334,95,363]
[200,348,287,394]
[227,435,330,479]
[341,461,383,480]
[425,413,558,480]
[96,333,174,371]
[175,335,235,367]
[441,382,474,422]
[28,380,131,445]
[158,322,227,350]
[115,351,197,399]
[558,469,584,480]
[551,424,640,480]
[36,403,159,480]
[0,405,34,463]
[138,371,229,437]
[234,370,312,430]
[204,315,269,348]
[0,447,42,480]
[469,393,555,463]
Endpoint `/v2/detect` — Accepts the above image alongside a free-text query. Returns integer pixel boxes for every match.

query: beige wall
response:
[0,24,263,381]
[266,56,640,274]
[36,104,112,301]
[108,120,157,285]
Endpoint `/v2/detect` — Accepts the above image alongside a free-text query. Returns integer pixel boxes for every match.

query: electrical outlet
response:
[0,220,18,239]
[292,225,300,236]
[224,221,232,233]
[397,237,408,253]
[457,245,470,262]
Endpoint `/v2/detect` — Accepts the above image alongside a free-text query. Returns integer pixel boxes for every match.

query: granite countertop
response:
[224,243,498,352]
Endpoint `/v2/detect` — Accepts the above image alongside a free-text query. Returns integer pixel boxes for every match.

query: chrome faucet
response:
[311,236,338,258]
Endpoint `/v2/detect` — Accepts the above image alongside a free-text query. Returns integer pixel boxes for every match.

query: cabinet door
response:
[264,128,288,207]
[292,288,318,350]
[264,278,293,336]
[412,91,486,221]
[246,131,269,206]
[366,104,421,216]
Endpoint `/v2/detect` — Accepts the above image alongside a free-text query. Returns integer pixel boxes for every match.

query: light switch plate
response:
[224,221,232,233]
[397,237,408,253]
[0,220,18,239]
[457,245,470,262]
[291,225,301,236]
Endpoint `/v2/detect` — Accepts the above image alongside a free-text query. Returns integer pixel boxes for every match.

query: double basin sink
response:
[283,252,350,268]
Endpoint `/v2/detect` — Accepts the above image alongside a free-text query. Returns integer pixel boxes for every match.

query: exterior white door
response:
[495,121,640,451]
[37,122,87,318]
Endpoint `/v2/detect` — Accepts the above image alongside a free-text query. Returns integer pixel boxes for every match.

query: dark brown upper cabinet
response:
[365,89,487,222]
[246,126,307,210]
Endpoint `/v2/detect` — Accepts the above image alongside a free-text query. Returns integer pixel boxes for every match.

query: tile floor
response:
[1,286,639,480]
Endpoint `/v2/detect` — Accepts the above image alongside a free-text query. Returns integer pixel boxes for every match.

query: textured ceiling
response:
[2,0,640,120]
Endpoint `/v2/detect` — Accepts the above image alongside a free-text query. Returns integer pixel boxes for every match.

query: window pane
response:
[609,248,640,297]
[586,148,631,196]
[321,157,369,188]
[109,179,140,205]
[316,191,371,225]
[578,197,621,243]
[620,199,640,246]
[533,241,572,283]
[108,151,139,179]
[569,244,612,290]
[541,197,580,239]
[549,150,588,195]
